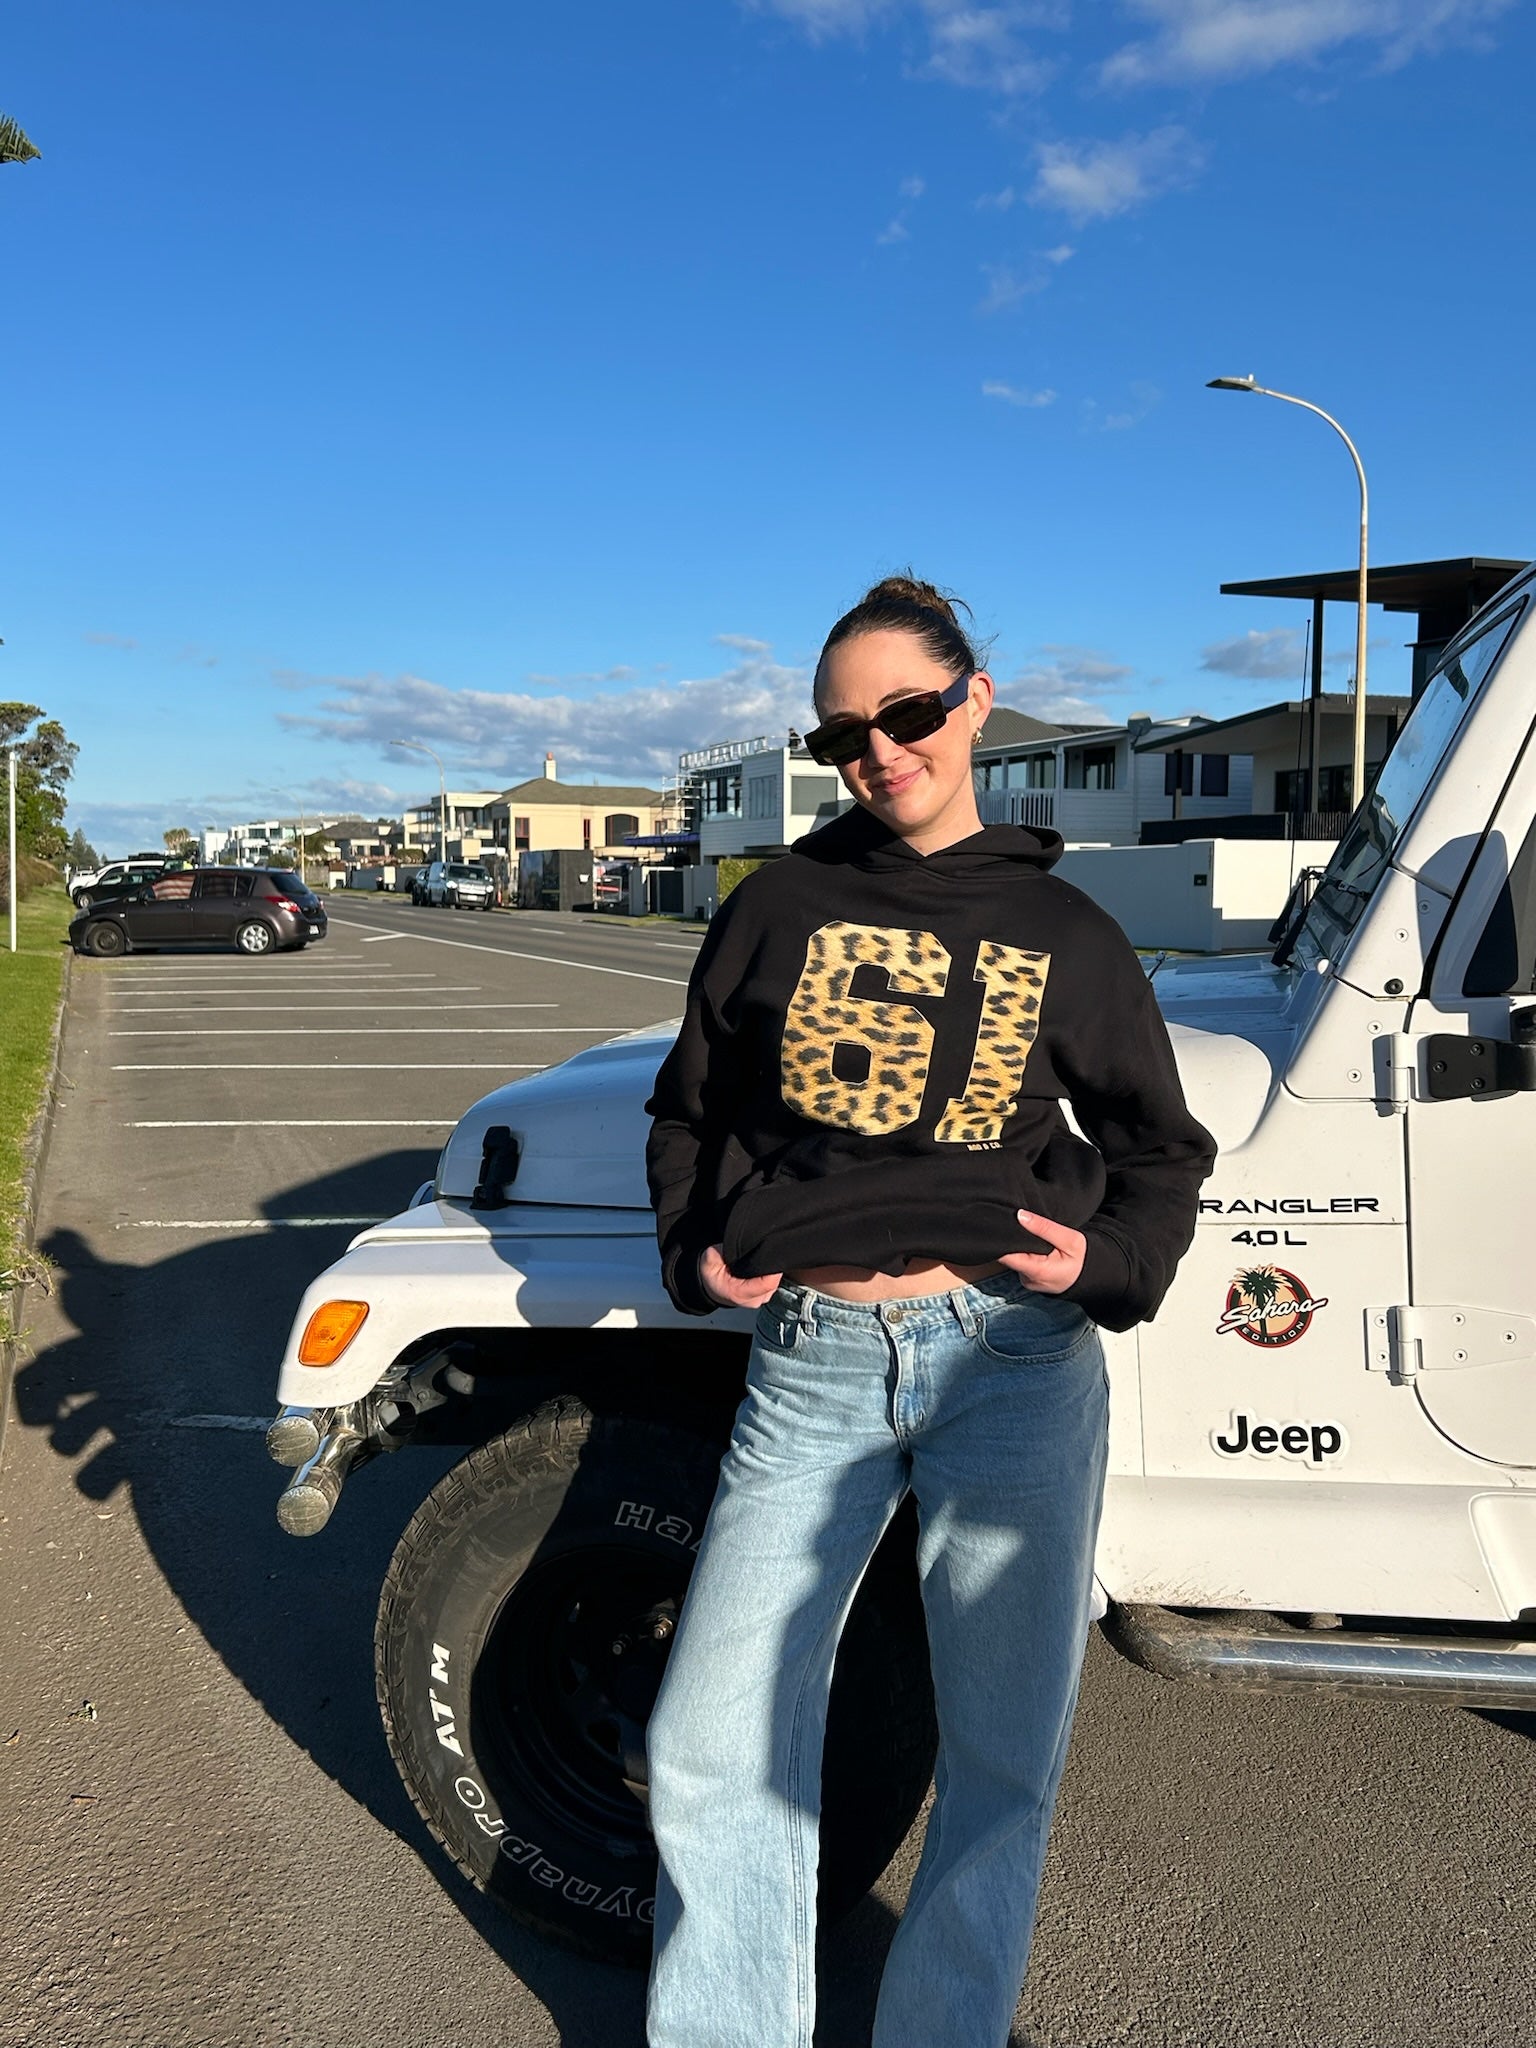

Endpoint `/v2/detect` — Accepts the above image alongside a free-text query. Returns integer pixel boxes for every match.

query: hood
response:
[791,803,1063,877]
[434,1025,676,1209]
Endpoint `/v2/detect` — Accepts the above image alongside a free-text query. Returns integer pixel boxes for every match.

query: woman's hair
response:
[814,573,979,697]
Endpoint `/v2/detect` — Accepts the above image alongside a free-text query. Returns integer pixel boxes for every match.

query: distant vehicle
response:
[593,857,634,910]
[69,868,328,957]
[424,860,495,910]
[69,856,179,908]
[405,864,431,904]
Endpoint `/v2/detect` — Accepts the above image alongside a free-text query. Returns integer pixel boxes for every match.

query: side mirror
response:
[137,887,156,902]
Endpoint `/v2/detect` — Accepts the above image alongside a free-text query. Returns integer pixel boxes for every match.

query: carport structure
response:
[1214,555,1526,826]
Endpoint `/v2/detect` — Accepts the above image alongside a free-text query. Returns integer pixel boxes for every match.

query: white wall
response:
[1054,839,1337,952]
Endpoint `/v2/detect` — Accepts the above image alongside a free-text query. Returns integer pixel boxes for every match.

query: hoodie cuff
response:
[1063,1228,1136,1331]
[662,1237,718,1318]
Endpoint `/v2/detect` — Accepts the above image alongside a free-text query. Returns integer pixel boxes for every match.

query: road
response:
[2,896,1534,2048]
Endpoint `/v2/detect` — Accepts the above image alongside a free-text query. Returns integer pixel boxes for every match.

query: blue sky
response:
[6,0,1533,852]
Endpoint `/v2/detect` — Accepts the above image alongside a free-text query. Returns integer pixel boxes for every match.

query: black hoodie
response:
[645,804,1215,1330]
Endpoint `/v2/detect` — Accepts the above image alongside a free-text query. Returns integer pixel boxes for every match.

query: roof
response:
[1220,557,1528,620]
[495,778,663,807]
[975,706,1076,749]
[1134,692,1413,753]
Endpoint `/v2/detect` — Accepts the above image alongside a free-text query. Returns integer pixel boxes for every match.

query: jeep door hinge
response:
[1385,1034,1417,1114]
[1367,1304,1536,1380]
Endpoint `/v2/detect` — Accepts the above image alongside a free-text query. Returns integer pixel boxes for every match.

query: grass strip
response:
[0,886,72,1334]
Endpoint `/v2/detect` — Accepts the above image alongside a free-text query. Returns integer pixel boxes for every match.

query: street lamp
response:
[1207,374,1370,816]
[391,738,448,862]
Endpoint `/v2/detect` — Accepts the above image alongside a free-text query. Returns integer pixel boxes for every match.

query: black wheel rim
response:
[475,1545,685,1854]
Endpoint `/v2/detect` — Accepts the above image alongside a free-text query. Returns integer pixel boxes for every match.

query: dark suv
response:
[70,868,329,957]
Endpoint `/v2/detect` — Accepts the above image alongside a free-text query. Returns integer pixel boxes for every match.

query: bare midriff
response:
[784,1257,1004,1303]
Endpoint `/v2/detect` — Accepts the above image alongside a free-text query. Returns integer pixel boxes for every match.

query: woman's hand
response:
[997,1209,1086,1295]
[699,1243,784,1309]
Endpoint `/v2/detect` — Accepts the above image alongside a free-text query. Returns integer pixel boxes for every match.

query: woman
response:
[643,576,1215,2048]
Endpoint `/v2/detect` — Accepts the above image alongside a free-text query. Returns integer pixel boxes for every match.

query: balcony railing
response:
[979,788,1056,830]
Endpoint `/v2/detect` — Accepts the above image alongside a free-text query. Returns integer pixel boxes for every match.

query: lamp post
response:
[1207,374,1370,817]
[391,738,448,863]
[6,742,17,955]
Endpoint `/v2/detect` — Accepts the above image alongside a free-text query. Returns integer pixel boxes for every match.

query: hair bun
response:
[860,573,971,630]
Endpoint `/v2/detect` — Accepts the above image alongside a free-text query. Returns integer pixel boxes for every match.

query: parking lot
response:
[3,898,1536,2047]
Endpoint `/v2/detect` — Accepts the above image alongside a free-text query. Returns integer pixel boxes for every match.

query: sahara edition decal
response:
[1218,1263,1329,1346]
[1212,1411,1347,1466]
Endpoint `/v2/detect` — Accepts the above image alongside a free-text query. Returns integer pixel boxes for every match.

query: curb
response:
[0,941,74,1474]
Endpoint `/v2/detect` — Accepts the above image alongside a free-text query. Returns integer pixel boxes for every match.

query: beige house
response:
[489,754,671,857]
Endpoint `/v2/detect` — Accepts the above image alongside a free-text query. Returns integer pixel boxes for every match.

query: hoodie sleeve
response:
[644,891,755,1316]
[1052,904,1217,1331]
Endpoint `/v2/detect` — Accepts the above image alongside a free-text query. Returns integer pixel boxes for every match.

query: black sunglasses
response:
[803,673,973,767]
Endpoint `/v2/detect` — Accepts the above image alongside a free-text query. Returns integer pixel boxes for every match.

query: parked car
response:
[69,856,180,909]
[424,860,495,909]
[70,868,328,956]
[405,864,431,904]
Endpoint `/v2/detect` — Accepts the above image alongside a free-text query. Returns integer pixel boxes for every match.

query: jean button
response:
[884,1304,905,1325]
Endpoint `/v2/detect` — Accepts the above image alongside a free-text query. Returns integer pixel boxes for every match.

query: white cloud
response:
[84,631,139,651]
[982,380,1057,406]
[715,632,773,653]
[1199,626,1309,678]
[1043,242,1074,262]
[977,259,1053,311]
[752,1,1062,93]
[277,649,815,786]
[995,644,1131,722]
[876,215,911,243]
[1101,0,1514,88]
[1081,380,1161,430]
[1028,125,1205,222]
[975,185,1017,209]
[898,173,927,197]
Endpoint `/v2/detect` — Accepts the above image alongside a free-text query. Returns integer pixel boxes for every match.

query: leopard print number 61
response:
[780,920,1052,1142]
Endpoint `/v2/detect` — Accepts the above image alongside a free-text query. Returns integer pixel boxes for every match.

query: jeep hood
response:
[437,956,1298,1213]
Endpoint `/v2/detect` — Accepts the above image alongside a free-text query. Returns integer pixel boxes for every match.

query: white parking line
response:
[127,1118,456,1128]
[112,1062,546,1071]
[111,1026,610,1036]
[118,1217,385,1229]
[326,914,689,987]
[361,932,406,943]
[115,1003,555,1014]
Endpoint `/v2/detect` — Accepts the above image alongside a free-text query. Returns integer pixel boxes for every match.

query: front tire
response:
[86,921,126,957]
[376,1399,936,1966]
[234,919,275,955]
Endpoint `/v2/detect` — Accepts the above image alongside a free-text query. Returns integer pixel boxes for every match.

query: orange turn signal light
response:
[297,1299,370,1367]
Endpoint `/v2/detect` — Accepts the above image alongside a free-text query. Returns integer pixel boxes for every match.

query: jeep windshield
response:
[1278,595,1528,972]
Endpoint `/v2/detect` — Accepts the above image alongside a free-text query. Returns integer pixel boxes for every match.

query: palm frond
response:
[0,115,41,166]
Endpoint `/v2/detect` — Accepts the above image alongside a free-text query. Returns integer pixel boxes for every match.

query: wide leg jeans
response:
[645,1271,1110,2048]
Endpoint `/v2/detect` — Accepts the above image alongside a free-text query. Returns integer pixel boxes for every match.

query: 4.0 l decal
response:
[1218,1263,1329,1346]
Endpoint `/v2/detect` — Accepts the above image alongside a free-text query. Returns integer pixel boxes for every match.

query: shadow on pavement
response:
[11,1150,938,2048]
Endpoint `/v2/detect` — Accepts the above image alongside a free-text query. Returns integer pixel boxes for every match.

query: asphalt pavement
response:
[2,896,1535,2048]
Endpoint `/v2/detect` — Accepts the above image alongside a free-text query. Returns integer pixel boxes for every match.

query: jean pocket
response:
[754,1301,803,1354]
[974,1293,1091,1365]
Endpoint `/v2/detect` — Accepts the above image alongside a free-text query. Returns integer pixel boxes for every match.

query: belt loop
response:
[793,1287,819,1341]
[949,1287,979,1338]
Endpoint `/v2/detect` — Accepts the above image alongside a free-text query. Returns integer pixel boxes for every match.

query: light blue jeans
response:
[645,1271,1109,2048]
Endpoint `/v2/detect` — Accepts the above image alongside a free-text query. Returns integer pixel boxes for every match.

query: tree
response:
[66,827,100,870]
[0,114,40,166]
[0,702,79,861]
[163,826,197,854]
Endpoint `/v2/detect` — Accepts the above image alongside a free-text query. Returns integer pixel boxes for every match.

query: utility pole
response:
[6,743,16,954]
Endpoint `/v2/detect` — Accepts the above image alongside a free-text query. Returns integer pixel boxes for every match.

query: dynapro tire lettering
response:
[427,1641,463,1756]
[615,1500,697,1548]
[452,1773,655,1919]
[1212,1411,1347,1466]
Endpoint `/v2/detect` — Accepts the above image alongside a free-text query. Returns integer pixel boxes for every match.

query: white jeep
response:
[268,565,1536,1963]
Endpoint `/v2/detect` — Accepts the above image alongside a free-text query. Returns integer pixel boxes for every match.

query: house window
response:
[582,817,592,849]
[1026,755,1055,790]
[1319,764,1353,812]
[1199,754,1230,798]
[1068,745,1116,790]
[703,772,741,817]
[513,815,530,851]
[1275,769,1310,814]
[1163,753,1194,797]
[604,813,639,845]
[745,776,779,821]
[790,775,839,816]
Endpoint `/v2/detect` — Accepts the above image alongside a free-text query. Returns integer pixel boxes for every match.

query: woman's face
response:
[814,629,995,851]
